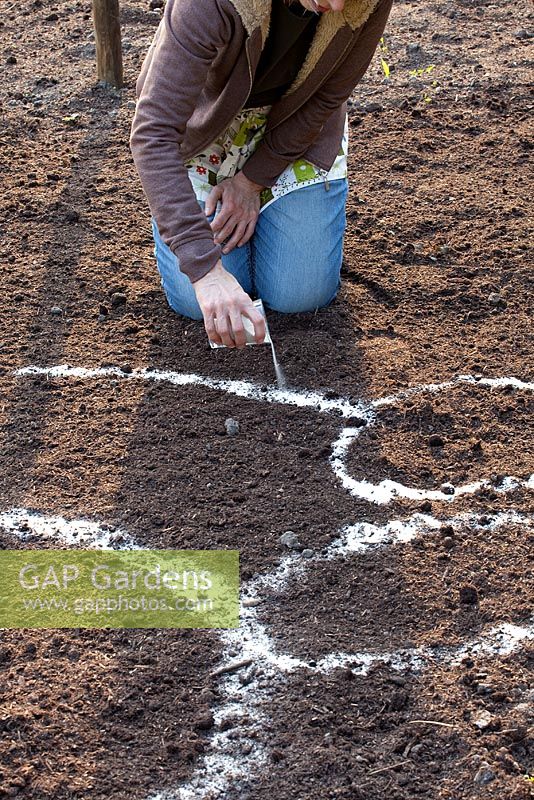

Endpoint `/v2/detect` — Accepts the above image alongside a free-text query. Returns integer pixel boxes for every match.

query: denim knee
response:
[264,276,341,314]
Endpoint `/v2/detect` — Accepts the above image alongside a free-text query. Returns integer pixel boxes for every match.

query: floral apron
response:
[184,104,348,212]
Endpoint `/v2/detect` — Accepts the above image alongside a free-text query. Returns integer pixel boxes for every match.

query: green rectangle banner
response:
[0,550,239,629]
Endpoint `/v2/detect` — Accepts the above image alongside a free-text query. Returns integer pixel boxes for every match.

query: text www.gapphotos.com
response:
[21,595,214,614]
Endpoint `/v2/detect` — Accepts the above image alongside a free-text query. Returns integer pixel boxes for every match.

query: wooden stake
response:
[211,658,254,678]
[92,0,123,88]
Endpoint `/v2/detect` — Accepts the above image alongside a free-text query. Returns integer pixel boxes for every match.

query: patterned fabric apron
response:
[184,104,348,212]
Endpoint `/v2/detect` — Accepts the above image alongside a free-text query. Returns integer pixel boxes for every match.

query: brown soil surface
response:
[346,382,533,491]
[0,0,532,799]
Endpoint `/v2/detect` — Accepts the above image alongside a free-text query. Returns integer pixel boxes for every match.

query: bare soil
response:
[0,1,532,798]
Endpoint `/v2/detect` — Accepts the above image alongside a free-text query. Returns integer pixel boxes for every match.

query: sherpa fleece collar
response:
[231,0,381,94]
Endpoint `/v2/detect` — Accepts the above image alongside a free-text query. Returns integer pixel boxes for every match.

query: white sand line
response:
[162,510,533,800]
[230,512,534,670]
[372,373,534,408]
[0,507,138,550]
[311,620,534,677]
[164,600,533,800]
[224,511,534,685]
[450,622,534,662]
[15,364,369,419]
[146,609,310,800]
[145,615,279,800]
[0,509,139,634]
[0,504,282,800]
[333,376,533,505]
[3,505,529,799]
[146,707,271,800]
[155,620,534,800]
[327,509,533,558]
[331,425,534,504]
[239,510,534,616]
[14,365,532,424]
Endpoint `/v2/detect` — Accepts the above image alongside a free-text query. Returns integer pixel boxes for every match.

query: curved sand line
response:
[14,364,370,420]
[332,375,534,504]
[147,510,534,800]
[14,366,533,504]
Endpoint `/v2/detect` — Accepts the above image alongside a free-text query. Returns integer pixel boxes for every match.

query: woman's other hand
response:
[193,260,266,348]
[205,172,264,254]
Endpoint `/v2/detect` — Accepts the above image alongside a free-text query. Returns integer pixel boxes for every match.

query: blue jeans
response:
[151,177,348,320]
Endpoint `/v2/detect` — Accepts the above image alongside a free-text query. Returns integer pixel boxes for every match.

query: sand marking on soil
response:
[147,510,534,800]
[332,375,534,504]
[331,425,534,504]
[372,373,534,407]
[15,364,369,419]
[0,507,138,550]
[15,366,533,502]
[8,366,534,798]
[2,506,532,799]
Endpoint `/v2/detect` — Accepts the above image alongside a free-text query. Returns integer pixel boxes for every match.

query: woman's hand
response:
[193,260,266,348]
[205,172,264,254]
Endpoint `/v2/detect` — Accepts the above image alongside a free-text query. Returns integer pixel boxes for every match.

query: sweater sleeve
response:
[129,0,234,283]
[241,0,393,187]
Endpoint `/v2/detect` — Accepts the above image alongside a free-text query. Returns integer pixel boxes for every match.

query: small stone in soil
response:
[50,306,62,315]
[301,549,314,558]
[441,483,455,495]
[111,292,127,307]
[459,585,479,605]
[224,418,239,436]
[280,531,302,550]
[193,711,214,731]
[242,598,262,607]
[473,710,493,730]
[407,42,422,55]
[474,762,496,785]
[428,434,445,447]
